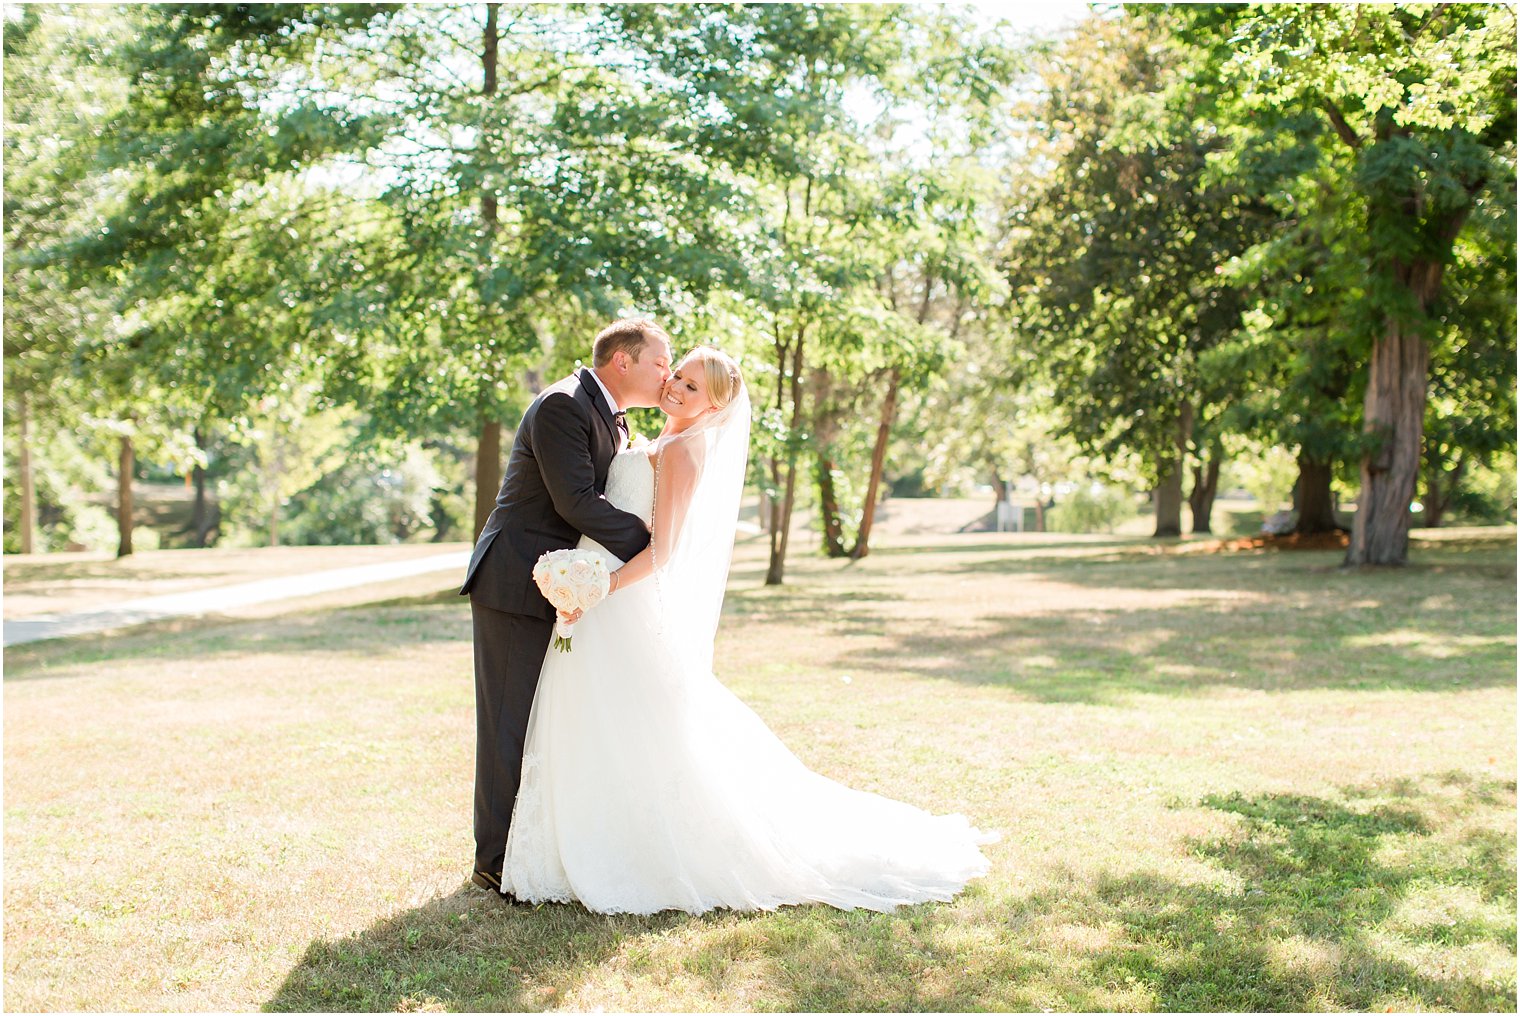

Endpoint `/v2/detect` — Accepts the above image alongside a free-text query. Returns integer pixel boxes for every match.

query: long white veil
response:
[649,383,751,674]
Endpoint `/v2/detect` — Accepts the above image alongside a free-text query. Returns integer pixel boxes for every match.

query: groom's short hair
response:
[592,318,670,367]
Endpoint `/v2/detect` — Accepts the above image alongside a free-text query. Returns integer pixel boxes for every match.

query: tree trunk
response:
[469,7,503,543]
[765,465,786,580]
[850,366,899,559]
[479,7,499,247]
[815,451,847,557]
[1346,172,1472,564]
[766,451,800,585]
[192,425,214,548]
[17,395,36,554]
[1347,319,1429,564]
[266,437,283,548]
[1153,405,1190,538]
[1346,253,1449,565]
[1188,452,1221,535]
[1295,454,1339,534]
[809,366,846,558]
[765,328,806,585]
[1153,461,1184,538]
[116,434,134,558]
[473,417,502,540]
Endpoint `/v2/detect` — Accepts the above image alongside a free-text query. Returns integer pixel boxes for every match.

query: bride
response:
[502,345,992,914]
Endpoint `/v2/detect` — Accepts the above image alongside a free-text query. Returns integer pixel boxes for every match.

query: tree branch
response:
[1321,98,1363,149]
[1408,3,1453,42]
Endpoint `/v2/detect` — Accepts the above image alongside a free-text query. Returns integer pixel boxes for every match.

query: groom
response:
[460,317,672,896]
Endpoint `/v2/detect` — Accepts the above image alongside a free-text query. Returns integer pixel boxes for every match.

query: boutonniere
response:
[628,433,650,449]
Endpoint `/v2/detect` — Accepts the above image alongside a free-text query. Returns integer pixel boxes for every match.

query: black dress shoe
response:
[471,869,505,893]
[471,870,534,905]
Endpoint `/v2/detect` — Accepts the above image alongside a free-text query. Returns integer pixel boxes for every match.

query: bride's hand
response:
[557,607,584,625]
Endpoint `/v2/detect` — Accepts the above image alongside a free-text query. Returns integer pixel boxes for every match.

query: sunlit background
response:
[4,3,1515,572]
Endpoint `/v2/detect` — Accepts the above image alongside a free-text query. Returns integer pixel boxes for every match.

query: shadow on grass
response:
[862,536,1152,557]
[265,776,1515,1012]
[264,881,1012,1013]
[265,884,681,1012]
[1038,779,1516,1012]
[785,543,1514,703]
[0,558,217,586]
[933,541,1517,589]
[825,598,1517,701]
[6,538,1513,700]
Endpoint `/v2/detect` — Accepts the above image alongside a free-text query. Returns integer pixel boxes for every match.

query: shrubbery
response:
[1046,484,1137,533]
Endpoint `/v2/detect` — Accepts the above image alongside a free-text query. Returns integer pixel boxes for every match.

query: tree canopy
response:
[5,2,1514,568]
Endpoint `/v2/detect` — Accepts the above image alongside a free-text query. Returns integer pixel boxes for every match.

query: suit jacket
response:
[460,368,651,619]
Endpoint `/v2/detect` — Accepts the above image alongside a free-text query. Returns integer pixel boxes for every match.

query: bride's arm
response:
[607,444,698,593]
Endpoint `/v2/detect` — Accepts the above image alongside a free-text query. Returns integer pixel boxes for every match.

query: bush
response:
[62,503,119,553]
[1231,446,1299,511]
[1046,483,1137,533]
[277,444,445,546]
[1447,457,1518,525]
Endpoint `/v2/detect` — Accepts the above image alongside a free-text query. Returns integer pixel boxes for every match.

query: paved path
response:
[3,550,470,647]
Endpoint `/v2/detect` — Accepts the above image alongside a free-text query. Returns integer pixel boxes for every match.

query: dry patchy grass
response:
[3,530,1515,1012]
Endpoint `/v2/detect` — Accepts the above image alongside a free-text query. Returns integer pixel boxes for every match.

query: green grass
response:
[3,531,1515,1012]
[1,542,467,620]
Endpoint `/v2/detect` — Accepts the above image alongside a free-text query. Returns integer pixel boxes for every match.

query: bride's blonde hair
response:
[680,345,744,411]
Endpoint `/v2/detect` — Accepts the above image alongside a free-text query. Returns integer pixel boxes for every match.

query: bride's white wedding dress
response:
[502,441,993,915]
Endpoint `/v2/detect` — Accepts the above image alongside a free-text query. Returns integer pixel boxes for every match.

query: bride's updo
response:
[681,345,744,412]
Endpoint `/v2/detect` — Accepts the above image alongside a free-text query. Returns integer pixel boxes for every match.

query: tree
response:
[224,384,350,546]
[1202,151,1367,536]
[1180,4,1517,565]
[826,166,1002,557]
[1421,190,1518,525]
[281,4,773,542]
[31,4,398,555]
[608,4,918,583]
[622,4,1017,577]
[3,5,125,554]
[1008,14,1270,538]
[808,12,1020,560]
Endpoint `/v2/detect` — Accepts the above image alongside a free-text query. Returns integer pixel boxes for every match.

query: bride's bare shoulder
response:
[652,440,702,490]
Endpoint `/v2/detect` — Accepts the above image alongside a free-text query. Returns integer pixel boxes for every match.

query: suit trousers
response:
[471,600,555,876]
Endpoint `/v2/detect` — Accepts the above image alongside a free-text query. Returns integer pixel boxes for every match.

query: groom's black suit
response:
[461,368,650,879]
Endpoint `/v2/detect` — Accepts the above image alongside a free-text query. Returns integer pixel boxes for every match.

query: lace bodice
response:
[604,448,655,525]
[577,449,654,566]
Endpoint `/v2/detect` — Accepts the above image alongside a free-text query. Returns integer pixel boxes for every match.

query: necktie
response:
[613,410,629,446]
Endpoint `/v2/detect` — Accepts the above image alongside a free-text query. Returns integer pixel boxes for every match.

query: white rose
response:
[548,588,578,612]
[568,559,594,584]
[575,583,604,611]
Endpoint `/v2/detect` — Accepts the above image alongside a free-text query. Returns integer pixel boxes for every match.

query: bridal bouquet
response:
[532,548,611,652]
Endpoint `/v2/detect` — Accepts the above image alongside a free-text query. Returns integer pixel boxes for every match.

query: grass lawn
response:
[3,529,1515,1012]
[1,543,467,621]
